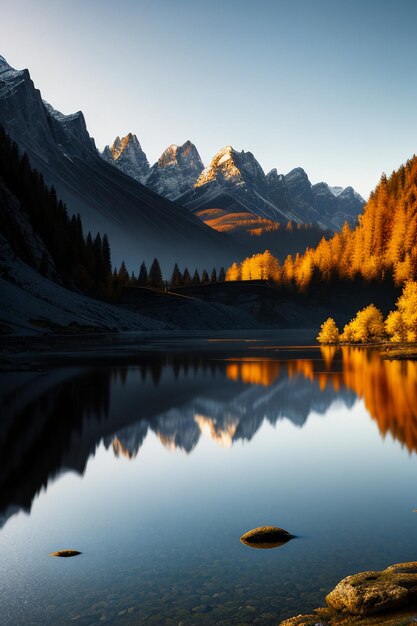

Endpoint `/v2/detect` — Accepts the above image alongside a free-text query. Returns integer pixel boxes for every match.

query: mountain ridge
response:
[0,55,242,271]
[103,135,365,233]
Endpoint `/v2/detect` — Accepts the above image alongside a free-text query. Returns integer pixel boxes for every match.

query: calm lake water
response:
[1,340,417,625]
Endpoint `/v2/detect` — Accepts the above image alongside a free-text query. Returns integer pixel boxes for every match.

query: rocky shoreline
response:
[280,562,417,626]
[382,345,417,360]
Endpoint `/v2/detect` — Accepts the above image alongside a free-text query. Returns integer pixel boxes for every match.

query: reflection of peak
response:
[109,368,357,456]
[2,348,413,530]
[153,407,201,453]
[110,420,149,458]
[194,414,239,448]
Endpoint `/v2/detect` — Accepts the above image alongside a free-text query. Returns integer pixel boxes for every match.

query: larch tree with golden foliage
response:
[226,155,417,292]
[317,318,340,344]
[385,281,417,342]
[341,304,385,343]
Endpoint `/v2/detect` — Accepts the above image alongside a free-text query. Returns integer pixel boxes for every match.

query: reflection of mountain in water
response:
[105,363,355,458]
[1,347,416,526]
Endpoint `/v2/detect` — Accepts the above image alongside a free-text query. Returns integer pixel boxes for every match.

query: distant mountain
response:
[102,133,149,182]
[103,139,365,234]
[146,141,204,200]
[182,148,365,233]
[0,55,240,271]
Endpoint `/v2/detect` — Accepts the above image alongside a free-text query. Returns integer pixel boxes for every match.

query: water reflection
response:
[1,346,416,528]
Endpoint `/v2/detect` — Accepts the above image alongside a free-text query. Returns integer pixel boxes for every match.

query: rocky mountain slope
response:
[182,148,365,232]
[0,55,240,271]
[101,133,149,182]
[103,138,365,233]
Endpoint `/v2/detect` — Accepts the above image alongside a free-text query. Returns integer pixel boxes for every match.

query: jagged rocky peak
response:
[285,166,310,184]
[109,133,142,160]
[195,145,265,188]
[329,185,344,197]
[339,185,364,202]
[266,168,284,183]
[102,132,150,182]
[43,101,97,160]
[0,55,31,86]
[157,141,204,178]
[145,140,204,200]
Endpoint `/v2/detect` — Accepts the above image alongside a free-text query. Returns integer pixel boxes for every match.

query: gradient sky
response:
[3,0,417,197]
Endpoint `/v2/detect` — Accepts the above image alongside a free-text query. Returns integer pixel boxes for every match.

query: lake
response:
[1,339,416,625]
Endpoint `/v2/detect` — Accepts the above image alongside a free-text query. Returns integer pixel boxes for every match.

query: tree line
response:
[0,125,227,300]
[225,156,417,290]
[0,125,114,297]
[113,258,226,289]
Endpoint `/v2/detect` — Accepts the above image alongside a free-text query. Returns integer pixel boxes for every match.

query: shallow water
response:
[0,342,417,624]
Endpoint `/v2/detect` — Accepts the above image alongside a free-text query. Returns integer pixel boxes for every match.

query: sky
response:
[2,0,417,198]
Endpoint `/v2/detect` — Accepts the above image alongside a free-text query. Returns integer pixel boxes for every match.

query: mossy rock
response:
[240,526,295,549]
[281,562,417,625]
[326,562,417,615]
[49,550,82,558]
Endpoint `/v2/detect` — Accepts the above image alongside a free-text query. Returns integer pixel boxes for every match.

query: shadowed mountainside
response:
[0,56,242,272]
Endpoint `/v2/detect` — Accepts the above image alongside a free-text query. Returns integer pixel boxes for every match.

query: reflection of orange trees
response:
[227,349,417,453]
[341,347,417,453]
[226,359,281,386]
[288,357,343,392]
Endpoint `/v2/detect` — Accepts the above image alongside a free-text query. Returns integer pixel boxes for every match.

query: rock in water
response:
[49,550,81,558]
[240,526,295,549]
[326,561,417,615]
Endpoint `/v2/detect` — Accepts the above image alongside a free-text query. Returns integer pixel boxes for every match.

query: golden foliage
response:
[226,348,417,453]
[225,156,417,289]
[317,318,340,344]
[340,304,385,343]
[226,250,280,282]
[386,280,417,342]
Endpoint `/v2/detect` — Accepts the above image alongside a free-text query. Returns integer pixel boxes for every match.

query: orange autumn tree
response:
[385,280,417,342]
[227,250,280,282]
[340,304,385,343]
[317,318,340,344]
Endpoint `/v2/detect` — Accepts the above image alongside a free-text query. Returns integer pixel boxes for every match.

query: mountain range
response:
[0,53,364,274]
[102,135,365,234]
[0,55,240,271]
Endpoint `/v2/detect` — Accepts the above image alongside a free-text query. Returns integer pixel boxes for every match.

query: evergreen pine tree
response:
[149,258,163,288]
[102,234,112,277]
[138,261,148,286]
[171,263,183,287]
[183,267,191,285]
[201,269,209,283]
[218,267,226,282]
[210,267,217,283]
[192,269,200,285]
[118,261,130,285]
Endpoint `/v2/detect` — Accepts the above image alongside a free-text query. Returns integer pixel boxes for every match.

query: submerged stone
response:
[49,550,82,558]
[240,526,295,549]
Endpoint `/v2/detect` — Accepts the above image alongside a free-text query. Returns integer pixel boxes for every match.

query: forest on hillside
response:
[226,156,417,290]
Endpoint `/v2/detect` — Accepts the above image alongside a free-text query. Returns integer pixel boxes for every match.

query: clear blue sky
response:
[3,0,417,197]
